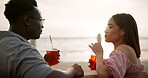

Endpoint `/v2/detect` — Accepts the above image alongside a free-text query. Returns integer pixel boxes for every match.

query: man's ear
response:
[23,16,30,26]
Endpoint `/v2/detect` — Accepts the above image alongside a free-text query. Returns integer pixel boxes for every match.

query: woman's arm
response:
[96,53,109,78]
[89,43,109,78]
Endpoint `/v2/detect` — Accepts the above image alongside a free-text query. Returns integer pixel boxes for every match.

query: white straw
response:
[49,35,54,50]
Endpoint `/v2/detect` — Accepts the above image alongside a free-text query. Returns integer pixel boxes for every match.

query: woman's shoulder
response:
[116,44,134,54]
[115,44,138,64]
[117,44,132,49]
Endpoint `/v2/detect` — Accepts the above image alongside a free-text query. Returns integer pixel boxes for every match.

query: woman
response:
[89,13,144,78]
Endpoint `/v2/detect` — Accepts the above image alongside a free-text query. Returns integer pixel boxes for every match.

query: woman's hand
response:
[89,43,103,55]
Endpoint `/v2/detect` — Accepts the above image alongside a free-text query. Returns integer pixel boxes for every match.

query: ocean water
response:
[33,37,148,62]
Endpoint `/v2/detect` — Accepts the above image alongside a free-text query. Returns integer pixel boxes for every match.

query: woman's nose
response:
[104,28,108,33]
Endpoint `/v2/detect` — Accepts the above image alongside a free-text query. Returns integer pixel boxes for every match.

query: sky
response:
[0,0,148,38]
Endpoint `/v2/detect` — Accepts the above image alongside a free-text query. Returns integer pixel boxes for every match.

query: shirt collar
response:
[0,31,29,43]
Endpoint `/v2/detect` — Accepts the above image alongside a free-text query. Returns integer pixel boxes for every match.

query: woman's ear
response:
[120,29,124,37]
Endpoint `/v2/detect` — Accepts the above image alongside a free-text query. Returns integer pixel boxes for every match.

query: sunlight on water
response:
[33,37,148,62]
[35,37,114,62]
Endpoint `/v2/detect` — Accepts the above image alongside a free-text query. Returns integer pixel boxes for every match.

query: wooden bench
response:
[75,72,148,78]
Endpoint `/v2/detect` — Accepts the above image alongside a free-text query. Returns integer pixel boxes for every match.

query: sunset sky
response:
[0,0,148,38]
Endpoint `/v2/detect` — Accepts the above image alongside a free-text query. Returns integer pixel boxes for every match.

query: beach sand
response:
[51,60,148,75]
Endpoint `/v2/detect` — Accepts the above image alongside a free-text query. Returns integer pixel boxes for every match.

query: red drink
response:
[88,55,96,70]
[45,50,60,66]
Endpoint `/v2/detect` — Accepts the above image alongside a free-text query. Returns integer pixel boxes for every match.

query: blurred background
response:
[0,0,148,72]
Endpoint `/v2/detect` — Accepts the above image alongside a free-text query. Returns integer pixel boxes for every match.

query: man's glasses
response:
[29,16,45,24]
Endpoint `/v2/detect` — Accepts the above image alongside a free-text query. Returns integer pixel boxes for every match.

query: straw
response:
[49,35,54,50]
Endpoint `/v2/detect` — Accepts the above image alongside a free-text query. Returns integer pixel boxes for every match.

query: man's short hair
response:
[4,0,38,23]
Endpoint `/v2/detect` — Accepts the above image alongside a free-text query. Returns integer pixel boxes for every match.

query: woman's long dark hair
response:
[112,13,141,58]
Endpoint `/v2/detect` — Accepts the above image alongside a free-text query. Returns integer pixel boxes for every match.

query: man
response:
[0,0,84,78]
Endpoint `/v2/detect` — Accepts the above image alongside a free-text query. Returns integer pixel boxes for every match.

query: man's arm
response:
[45,64,84,78]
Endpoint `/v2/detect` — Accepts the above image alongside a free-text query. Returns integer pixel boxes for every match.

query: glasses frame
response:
[29,16,45,24]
